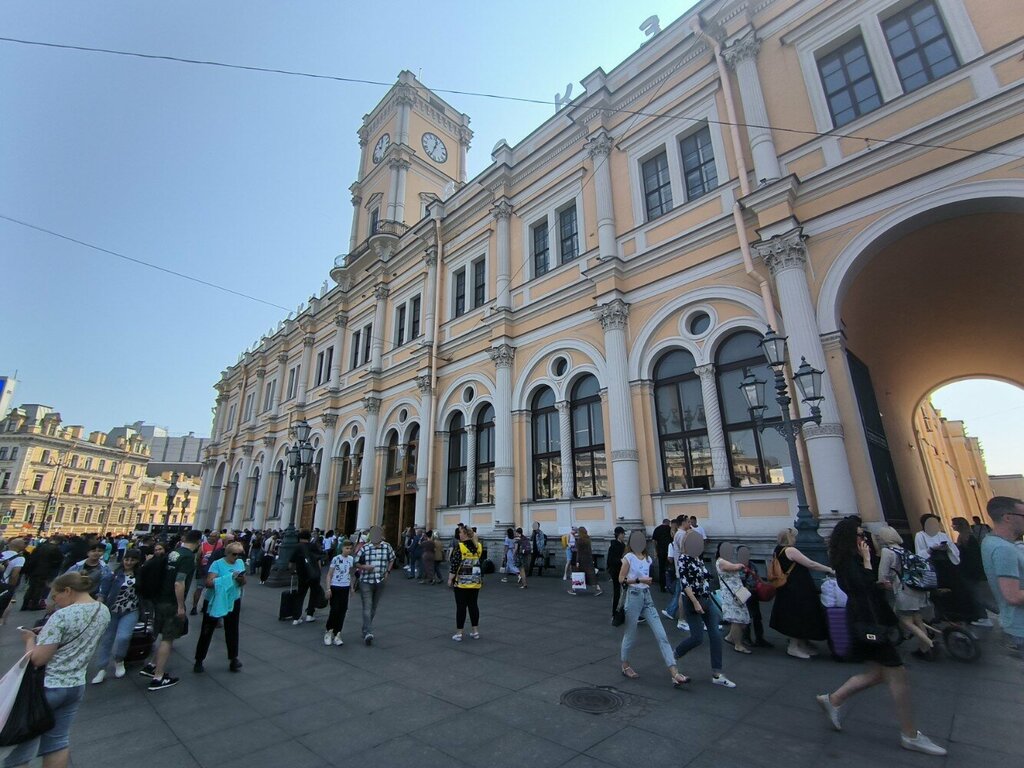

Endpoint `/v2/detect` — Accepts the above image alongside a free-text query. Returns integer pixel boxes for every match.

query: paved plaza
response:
[1,572,1020,768]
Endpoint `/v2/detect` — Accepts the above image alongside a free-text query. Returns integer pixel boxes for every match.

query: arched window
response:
[352,438,364,488]
[531,387,562,499]
[654,350,712,490]
[339,443,352,487]
[715,331,789,486]
[475,405,495,504]
[386,431,401,479]
[230,472,240,516]
[406,424,419,477]
[270,460,285,518]
[447,413,467,505]
[571,375,608,497]
[248,467,260,520]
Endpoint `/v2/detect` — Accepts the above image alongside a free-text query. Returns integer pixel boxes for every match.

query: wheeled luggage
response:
[279,577,301,620]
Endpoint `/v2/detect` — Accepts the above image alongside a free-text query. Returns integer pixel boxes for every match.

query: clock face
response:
[372,133,390,164]
[421,132,448,163]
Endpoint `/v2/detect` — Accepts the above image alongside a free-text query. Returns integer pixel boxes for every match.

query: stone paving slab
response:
[0,570,1019,767]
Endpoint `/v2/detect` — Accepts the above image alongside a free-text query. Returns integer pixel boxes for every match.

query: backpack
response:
[891,546,938,591]
[535,531,547,551]
[767,552,796,588]
[135,553,170,600]
[560,534,569,549]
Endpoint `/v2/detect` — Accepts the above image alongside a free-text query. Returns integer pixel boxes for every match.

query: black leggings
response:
[453,587,480,630]
[326,586,350,633]
[260,555,274,582]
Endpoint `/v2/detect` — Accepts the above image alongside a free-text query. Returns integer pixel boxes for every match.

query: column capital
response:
[255,367,266,378]
[351,194,362,207]
[276,352,289,365]
[387,157,411,172]
[820,331,846,352]
[754,228,808,276]
[241,444,254,457]
[424,245,438,267]
[490,199,514,220]
[694,363,716,382]
[362,395,382,414]
[394,83,417,107]
[357,126,369,147]
[261,436,275,448]
[465,425,477,436]
[722,29,761,69]
[334,312,348,328]
[216,394,229,405]
[415,374,432,395]
[555,400,570,415]
[597,299,630,330]
[489,343,515,369]
[586,129,615,159]
[457,125,473,147]
[803,422,845,440]
[302,334,315,348]
[322,413,339,428]
[373,283,390,302]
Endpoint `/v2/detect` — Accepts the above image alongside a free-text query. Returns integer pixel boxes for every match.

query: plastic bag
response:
[819,576,849,609]
[0,658,54,746]
[0,653,29,730]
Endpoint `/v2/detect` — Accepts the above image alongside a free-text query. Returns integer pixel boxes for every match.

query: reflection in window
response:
[531,387,562,499]
[475,406,495,504]
[447,413,467,505]
[571,375,608,497]
[653,350,712,490]
[883,0,959,93]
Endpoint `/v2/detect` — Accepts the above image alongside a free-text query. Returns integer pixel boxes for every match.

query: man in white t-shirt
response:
[690,517,707,540]
[0,538,27,617]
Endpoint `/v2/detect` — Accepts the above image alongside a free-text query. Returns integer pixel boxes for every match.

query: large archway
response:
[834,199,1024,531]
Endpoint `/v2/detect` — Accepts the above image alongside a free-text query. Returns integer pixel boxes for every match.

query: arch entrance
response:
[835,200,1024,531]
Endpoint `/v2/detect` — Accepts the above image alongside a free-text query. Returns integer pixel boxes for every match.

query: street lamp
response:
[269,419,314,584]
[164,471,180,531]
[739,326,828,564]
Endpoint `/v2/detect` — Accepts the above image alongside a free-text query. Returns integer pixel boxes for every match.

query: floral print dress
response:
[716,559,751,624]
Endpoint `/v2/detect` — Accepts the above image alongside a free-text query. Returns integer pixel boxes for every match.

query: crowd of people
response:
[2,495,1023,766]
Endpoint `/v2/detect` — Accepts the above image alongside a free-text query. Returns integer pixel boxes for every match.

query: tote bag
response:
[570,571,587,591]
[0,653,30,730]
[0,655,54,746]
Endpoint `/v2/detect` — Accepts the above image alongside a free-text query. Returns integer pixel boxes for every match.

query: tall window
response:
[447,413,467,505]
[642,151,673,220]
[263,380,276,412]
[362,324,372,364]
[817,36,882,128]
[559,205,579,263]
[63,477,72,493]
[97,459,105,472]
[0,448,7,460]
[243,392,254,421]
[883,0,959,93]
[654,350,712,491]
[248,468,260,519]
[475,405,495,505]
[533,220,550,277]
[571,375,608,497]
[339,444,352,488]
[8,448,17,461]
[406,424,419,478]
[531,387,562,499]
[472,258,486,308]
[351,330,361,369]
[386,431,402,479]
[78,480,87,494]
[369,207,380,234]
[395,304,407,346]
[454,269,467,317]
[33,474,44,491]
[680,126,718,200]
[270,460,284,518]
[351,438,364,488]
[715,331,790,486]
[410,295,422,339]
[315,347,333,386]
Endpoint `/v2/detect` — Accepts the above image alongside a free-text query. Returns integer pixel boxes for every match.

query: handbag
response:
[721,578,752,605]
[0,659,54,746]
[611,582,628,626]
[570,571,587,591]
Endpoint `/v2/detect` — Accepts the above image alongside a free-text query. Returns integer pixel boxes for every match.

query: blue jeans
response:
[674,595,724,673]
[663,575,683,619]
[93,609,139,669]
[621,587,675,668]
[4,685,84,767]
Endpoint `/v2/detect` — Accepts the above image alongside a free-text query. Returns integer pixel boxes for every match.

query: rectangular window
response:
[558,206,579,264]
[84,458,93,470]
[286,367,299,399]
[0,448,7,460]
[362,323,372,364]
[0,472,9,490]
[680,126,718,200]
[41,450,52,464]
[228,404,237,428]
[642,151,673,220]
[92,481,100,495]
[395,304,407,347]
[69,455,77,469]
[817,36,882,128]
[369,207,380,234]
[63,477,72,493]
[263,380,276,412]
[454,269,467,317]
[98,459,105,472]
[883,0,959,93]
[532,220,550,277]
[33,474,44,491]
[105,482,112,497]
[410,295,422,339]
[9,447,17,460]
[125,484,133,499]
[472,258,486,308]
[110,461,118,475]
[351,330,361,369]
[315,351,325,385]
[243,392,254,421]
[323,347,333,384]
[78,480,87,495]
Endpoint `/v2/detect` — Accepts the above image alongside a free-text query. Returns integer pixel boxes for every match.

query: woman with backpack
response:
[514,528,530,589]
[91,548,143,683]
[769,527,834,659]
[875,527,934,659]
[816,518,947,757]
[448,526,483,641]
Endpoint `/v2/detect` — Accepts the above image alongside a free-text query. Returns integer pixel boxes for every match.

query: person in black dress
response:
[652,519,672,592]
[768,527,833,659]
[607,527,626,622]
[816,518,947,757]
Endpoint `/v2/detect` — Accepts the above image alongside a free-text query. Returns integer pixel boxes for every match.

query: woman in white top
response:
[914,515,960,564]
[617,531,689,687]
[323,540,355,646]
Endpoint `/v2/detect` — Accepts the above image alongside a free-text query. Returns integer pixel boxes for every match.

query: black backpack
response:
[135,553,170,600]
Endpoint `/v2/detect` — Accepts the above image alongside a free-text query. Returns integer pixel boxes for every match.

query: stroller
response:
[921,548,982,662]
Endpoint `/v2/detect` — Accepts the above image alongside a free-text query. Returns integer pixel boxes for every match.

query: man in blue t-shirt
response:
[980,496,1024,655]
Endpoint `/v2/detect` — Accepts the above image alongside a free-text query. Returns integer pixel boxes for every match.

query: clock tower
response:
[347,71,472,254]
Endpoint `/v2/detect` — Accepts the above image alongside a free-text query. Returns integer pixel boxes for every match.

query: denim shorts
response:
[3,684,85,766]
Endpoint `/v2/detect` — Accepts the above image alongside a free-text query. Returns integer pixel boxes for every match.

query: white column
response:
[465,425,477,506]
[586,130,617,259]
[370,284,388,372]
[555,401,574,499]
[492,201,513,310]
[349,193,361,253]
[723,29,782,184]
[331,313,347,389]
[422,248,438,343]
[230,446,253,529]
[213,395,228,441]
[755,229,858,517]
[386,162,399,220]
[272,352,288,417]
[253,367,266,423]
[597,300,642,517]
[195,459,215,530]
[395,85,414,146]
[694,364,732,488]
[297,333,314,406]
[253,437,275,529]
[457,125,472,185]
[489,344,515,522]
[414,375,433,525]
[314,414,338,530]
[392,159,410,223]
[356,396,381,530]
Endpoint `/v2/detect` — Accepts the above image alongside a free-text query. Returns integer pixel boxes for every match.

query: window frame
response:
[881,0,960,94]
[641,150,674,221]
[472,257,486,309]
[558,204,579,264]
[532,218,550,277]
[653,350,713,492]
[446,413,467,506]
[816,34,884,128]
[678,125,720,200]
[394,304,407,347]
[531,387,562,500]
[569,376,608,498]
[453,268,467,318]
[474,405,495,505]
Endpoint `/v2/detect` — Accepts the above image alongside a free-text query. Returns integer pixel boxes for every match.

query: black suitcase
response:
[279,578,301,621]
[125,619,155,662]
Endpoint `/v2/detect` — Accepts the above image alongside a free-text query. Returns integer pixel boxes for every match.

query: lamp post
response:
[269,419,314,584]
[739,326,829,564]
[181,488,191,529]
[164,471,180,532]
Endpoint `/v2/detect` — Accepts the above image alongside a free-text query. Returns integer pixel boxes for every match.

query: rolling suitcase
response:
[125,618,155,662]
[279,577,301,621]
[826,606,853,661]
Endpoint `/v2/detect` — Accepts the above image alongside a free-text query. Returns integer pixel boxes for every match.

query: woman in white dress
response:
[716,543,752,654]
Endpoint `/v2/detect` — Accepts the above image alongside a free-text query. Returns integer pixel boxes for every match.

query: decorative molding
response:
[494,467,515,477]
[803,422,845,439]
[489,343,515,369]
[363,396,382,414]
[597,299,630,330]
[276,353,289,365]
[723,29,761,68]
[820,331,845,351]
[302,334,315,348]
[424,246,438,267]
[694,363,716,382]
[262,436,275,448]
[490,199,514,220]
[387,157,411,172]
[457,125,473,146]
[465,425,477,435]
[394,83,417,107]
[322,414,339,428]
[373,284,390,302]
[255,368,266,378]
[754,228,808,276]
[611,449,640,461]
[555,401,570,415]
[334,312,348,328]
[586,129,614,159]
[416,375,432,395]
[351,194,362,207]
[241,444,254,457]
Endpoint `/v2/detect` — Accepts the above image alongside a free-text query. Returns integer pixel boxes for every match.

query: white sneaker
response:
[787,645,811,659]
[661,609,673,619]
[970,618,994,628]
[816,693,843,731]
[303,615,315,623]
[114,661,126,679]
[900,731,947,756]
[712,674,736,688]
[90,669,106,685]
[292,619,302,626]
[452,633,463,642]
[333,634,344,646]
[323,631,333,646]
[677,620,689,631]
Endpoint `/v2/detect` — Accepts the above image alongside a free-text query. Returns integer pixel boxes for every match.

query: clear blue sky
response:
[3,2,1021,477]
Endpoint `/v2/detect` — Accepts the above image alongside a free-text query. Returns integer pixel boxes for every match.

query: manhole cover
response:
[560,687,625,714]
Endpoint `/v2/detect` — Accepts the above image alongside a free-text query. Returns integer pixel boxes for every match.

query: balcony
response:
[331,219,409,283]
